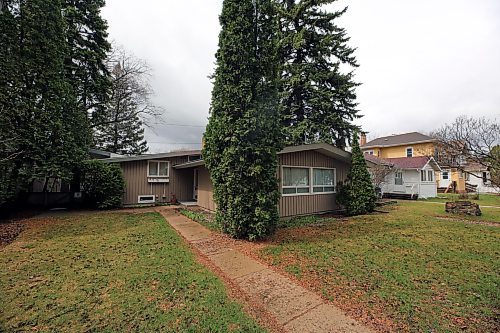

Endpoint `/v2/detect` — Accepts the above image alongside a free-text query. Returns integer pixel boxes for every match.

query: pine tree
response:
[62,0,111,126]
[94,62,148,155]
[203,0,282,240]
[278,0,360,148]
[338,131,376,215]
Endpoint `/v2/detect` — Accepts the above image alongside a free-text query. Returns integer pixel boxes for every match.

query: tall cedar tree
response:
[338,132,376,215]
[93,58,149,155]
[62,0,111,127]
[279,0,360,148]
[0,0,22,204]
[203,0,282,240]
[0,0,88,204]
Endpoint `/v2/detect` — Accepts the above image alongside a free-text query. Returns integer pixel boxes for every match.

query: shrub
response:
[81,160,125,209]
[337,132,377,215]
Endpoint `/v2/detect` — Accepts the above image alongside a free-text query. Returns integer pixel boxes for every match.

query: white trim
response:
[147,160,170,178]
[406,147,413,157]
[281,165,337,196]
[138,195,156,204]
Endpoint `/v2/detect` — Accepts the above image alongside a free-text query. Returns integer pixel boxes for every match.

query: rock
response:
[445,201,482,216]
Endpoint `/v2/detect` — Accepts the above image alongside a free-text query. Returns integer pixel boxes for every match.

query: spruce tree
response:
[94,60,149,155]
[203,0,281,240]
[338,132,376,215]
[62,0,111,126]
[278,0,360,148]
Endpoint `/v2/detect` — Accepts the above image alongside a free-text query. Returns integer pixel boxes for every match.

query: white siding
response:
[467,172,498,193]
[380,166,437,198]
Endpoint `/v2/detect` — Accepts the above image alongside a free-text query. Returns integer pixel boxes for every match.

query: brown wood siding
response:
[278,151,350,217]
[197,166,216,211]
[119,156,194,205]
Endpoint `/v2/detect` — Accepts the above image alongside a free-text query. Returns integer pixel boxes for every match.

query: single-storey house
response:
[365,154,441,199]
[102,143,352,217]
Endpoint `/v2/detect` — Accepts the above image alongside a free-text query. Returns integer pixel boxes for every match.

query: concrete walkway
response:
[156,207,373,333]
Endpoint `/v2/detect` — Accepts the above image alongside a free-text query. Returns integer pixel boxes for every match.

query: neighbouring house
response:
[365,154,441,199]
[102,143,352,217]
[463,162,498,193]
[361,132,466,193]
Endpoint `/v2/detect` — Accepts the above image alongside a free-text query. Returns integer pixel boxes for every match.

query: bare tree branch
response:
[431,115,500,188]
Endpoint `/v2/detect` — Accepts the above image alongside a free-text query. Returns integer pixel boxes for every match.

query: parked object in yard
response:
[445,201,482,216]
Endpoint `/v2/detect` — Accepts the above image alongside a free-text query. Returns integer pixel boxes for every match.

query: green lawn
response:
[422,193,500,207]
[261,201,500,332]
[0,212,265,332]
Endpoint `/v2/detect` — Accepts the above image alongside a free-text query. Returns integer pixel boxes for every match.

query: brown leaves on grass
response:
[0,220,26,247]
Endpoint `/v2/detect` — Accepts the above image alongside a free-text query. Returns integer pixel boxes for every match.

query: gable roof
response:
[362,132,435,149]
[365,154,441,171]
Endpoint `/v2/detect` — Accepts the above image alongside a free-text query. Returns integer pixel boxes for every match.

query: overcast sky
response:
[102,0,500,152]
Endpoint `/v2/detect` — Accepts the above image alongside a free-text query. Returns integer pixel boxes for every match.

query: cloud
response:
[103,0,500,149]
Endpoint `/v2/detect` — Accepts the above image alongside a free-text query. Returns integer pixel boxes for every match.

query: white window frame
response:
[421,169,435,182]
[281,166,336,196]
[366,150,374,155]
[406,147,413,157]
[395,171,403,185]
[147,160,170,178]
[442,171,449,180]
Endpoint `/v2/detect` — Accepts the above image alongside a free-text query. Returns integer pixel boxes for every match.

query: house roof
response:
[362,132,435,149]
[463,162,489,172]
[174,143,352,169]
[365,154,441,171]
[89,148,123,159]
[101,150,202,163]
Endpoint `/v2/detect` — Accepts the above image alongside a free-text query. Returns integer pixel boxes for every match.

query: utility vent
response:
[138,195,156,204]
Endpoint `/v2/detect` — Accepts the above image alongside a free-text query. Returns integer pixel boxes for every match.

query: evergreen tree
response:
[0,0,22,205]
[203,0,282,240]
[278,0,360,148]
[94,61,148,155]
[338,132,376,215]
[62,0,111,126]
[0,0,88,206]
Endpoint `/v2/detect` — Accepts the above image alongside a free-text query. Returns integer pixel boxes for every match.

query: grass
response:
[0,212,265,332]
[422,193,500,207]
[179,208,219,231]
[261,201,500,332]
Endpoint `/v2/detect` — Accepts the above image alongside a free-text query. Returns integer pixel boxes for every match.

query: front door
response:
[394,171,404,192]
[440,169,451,188]
[193,169,199,200]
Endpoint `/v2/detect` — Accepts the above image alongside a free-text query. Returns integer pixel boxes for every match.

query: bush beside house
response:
[338,133,377,215]
[81,160,125,209]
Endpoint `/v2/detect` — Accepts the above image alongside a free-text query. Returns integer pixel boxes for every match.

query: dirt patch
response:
[0,220,26,247]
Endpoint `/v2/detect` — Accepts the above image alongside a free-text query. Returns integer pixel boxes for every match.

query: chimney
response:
[360,132,367,146]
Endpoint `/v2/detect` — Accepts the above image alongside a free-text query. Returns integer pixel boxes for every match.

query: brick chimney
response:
[360,132,367,146]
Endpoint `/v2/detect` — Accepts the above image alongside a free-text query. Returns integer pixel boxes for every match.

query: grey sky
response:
[102,0,500,152]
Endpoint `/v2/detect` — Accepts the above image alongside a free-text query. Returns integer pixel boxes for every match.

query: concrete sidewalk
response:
[156,207,373,333]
